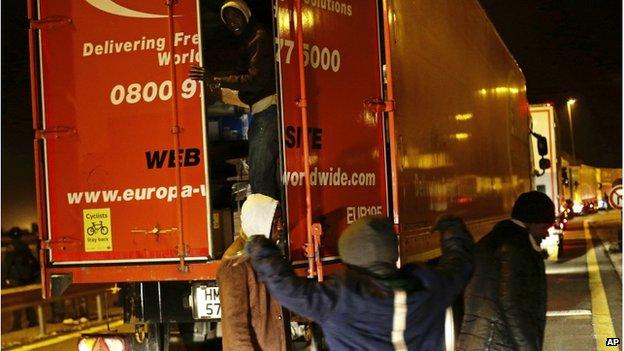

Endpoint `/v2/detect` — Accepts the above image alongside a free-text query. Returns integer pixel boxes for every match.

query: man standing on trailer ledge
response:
[457,191,555,351]
[189,0,279,198]
[245,215,474,350]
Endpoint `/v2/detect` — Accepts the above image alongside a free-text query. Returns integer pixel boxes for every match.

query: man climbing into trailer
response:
[217,194,287,350]
[457,191,555,351]
[190,0,279,198]
[245,215,474,350]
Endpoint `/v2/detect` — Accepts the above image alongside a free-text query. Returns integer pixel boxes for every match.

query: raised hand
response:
[188,65,206,81]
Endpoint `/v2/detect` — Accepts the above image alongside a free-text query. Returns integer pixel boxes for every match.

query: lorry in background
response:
[530,104,560,209]
[598,168,623,208]
[561,161,621,214]
[529,103,564,252]
[572,164,601,214]
[27,0,544,349]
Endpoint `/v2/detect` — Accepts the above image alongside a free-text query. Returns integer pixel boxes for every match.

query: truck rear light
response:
[78,336,127,351]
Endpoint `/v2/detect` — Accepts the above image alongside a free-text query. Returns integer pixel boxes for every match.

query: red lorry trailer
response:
[27,0,533,349]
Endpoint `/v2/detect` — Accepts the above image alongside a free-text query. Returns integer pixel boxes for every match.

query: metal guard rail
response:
[1,283,115,336]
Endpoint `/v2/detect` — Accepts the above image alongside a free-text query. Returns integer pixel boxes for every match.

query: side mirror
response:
[536,135,548,156]
[539,158,551,170]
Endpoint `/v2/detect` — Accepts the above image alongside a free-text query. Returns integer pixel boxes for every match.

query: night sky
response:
[2,1,34,230]
[480,0,622,167]
[1,1,622,229]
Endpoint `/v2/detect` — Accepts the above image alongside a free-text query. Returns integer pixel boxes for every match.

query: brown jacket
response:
[217,237,286,351]
[216,20,276,106]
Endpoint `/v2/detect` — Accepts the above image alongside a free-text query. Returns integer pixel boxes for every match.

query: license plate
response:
[192,284,221,319]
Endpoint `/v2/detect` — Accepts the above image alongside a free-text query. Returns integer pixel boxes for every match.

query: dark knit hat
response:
[338,215,398,269]
[511,191,556,224]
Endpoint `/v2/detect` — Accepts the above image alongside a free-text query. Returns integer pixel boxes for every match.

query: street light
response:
[566,98,576,162]
[566,98,577,205]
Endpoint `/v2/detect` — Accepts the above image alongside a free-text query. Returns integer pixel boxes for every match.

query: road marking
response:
[546,309,592,317]
[584,220,617,351]
[12,319,124,351]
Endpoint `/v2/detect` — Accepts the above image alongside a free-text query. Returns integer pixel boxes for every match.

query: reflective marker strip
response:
[546,265,589,275]
[584,220,616,351]
[13,320,124,351]
[392,289,408,351]
[443,306,455,351]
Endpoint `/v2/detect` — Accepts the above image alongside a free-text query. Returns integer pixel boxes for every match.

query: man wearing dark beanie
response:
[245,214,474,350]
[458,191,555,351]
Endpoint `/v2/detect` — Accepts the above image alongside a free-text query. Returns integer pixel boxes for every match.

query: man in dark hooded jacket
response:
[457,191,555,351]
[245,215,474,350]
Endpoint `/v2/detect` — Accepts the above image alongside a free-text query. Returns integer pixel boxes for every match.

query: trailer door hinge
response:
[363,98,395,114]
[311,223,324,282]
[35,127,77,140]
[30,16,72,30]
[176,244,190,272]
[41,237,81,252]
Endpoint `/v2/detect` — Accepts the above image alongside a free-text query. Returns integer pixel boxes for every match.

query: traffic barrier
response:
[1,283,115,336]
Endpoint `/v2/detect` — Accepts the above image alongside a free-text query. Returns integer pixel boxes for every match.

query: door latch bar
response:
[30,16,72,30]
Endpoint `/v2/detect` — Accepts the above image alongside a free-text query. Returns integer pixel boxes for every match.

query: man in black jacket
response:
[246,215,474,350]
[190,0,278,198]
[4,228,39,330]
[458,191,555,351]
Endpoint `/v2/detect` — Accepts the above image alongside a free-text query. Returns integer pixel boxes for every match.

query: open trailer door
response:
[30,0,214,293]
[277,0,389,275]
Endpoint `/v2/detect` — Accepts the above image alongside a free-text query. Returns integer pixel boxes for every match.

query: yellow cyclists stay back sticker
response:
[83,208,112,252]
